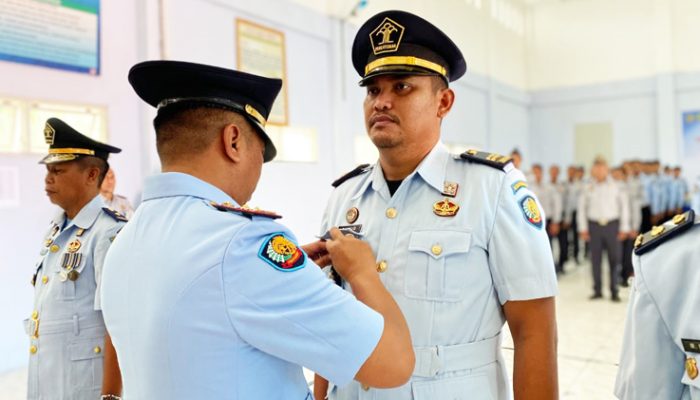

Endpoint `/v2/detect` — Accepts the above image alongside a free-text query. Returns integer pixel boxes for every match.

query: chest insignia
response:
[258,233,306,272]
[346,207,360,224]
[433,198,460,217]
[67,239,81,253]
[520,196,543,229]
[442,181,459,197]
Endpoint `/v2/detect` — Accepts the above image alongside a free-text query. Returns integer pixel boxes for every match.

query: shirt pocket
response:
[404,230,471,302]
[411,374,494,399]
[69,337,104,390]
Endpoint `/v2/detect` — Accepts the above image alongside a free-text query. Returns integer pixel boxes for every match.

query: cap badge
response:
[44,122,55,145]
[370,17,405,55]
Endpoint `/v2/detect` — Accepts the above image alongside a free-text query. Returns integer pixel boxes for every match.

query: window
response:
[0,96,108,154]
[265,125,318,162]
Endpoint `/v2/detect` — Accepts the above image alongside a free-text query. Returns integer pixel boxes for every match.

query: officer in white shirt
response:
[615,209,699,399]
[564,165,583,264]
[315,10,559,400]
[578,157,630,302]
[100,169,134,219]
[100,60,414,400]
[612,166,640,286]
[530,164,563,273]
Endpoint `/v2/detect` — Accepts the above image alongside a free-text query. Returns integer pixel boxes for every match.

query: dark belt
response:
[589,219,619,227]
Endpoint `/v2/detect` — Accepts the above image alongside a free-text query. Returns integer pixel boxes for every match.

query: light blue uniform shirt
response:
[322,143,558,400]
[26,194,125,400]
[101,172,383,400]
[615,215,700,399]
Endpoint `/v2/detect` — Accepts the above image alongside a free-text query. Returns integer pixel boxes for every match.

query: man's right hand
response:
[326,228,377,283]
[579,231,590,241]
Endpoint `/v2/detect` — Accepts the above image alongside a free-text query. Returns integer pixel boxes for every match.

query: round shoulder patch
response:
[520,196,543,229]
[258,233,306,272]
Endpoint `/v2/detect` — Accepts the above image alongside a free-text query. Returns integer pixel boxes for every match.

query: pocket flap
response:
[70,339,104,361]
[409,230,471,259]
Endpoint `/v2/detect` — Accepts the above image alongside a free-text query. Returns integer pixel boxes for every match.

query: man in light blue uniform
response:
[615,209,700,399]
[315,10,559,400]
[27,118,125,400]
[100,61,414,399]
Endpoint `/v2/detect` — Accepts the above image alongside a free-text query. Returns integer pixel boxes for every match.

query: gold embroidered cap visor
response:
[128,60,282,162]
[39,118,121,164]
[352,10,466,86]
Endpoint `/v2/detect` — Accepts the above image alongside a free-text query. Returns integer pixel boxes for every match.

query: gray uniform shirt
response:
[26,194,125,400]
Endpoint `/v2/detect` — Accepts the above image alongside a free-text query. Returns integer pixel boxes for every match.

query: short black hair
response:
[77,156,109,187]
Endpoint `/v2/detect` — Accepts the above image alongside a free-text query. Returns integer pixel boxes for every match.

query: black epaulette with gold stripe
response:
[102,207,128,222]
[210,201,282,220]
[634,210,695,255]
[332,164,371,188]
[459,149,512,171]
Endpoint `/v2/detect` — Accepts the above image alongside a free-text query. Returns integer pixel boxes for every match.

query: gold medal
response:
[346,207,360,224]
[441,181,459,197]
[687,357,699,380]
[433,198,459,217]
[67,239,81,253]
[67,270,80,281]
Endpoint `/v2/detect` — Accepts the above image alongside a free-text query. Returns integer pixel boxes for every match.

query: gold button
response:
[49,244,60,253]
[386,208,397,219]
[431,244,443,256]
[29,345,37,354]
[31,310,38,319]
[377,261,388,273]
[651,225,665,237]
[93,346,102,354]
[362,384,370,391]
[673,214,687,225]
[41,276,49,284]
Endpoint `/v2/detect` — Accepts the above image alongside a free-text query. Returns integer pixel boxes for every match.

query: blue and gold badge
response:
[520,196,542,229]
[511,180,527,194]
[258,233,306,272]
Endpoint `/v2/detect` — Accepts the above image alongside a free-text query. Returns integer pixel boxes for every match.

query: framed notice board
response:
[235,18,288,125]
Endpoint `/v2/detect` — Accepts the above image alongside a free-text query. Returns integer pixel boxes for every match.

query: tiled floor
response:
[0,260,628,399]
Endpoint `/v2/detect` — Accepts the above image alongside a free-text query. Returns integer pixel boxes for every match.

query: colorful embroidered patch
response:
[258,233,306,272]
[520,196,543,229]
[511,180,527,194]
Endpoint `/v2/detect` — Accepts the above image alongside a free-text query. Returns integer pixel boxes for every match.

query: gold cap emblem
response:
[44,122,55,145]
[370,17,405,55]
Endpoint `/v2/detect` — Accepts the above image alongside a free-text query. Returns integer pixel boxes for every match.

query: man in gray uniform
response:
[615,209,699,399]
[27,118,125,400]
[578,158,630,301]
[316,10,559,400]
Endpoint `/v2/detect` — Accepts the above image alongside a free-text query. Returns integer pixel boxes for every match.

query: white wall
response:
[0,0,145,373]
[527,0,700,90]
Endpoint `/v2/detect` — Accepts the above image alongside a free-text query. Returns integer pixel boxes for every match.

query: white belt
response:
[413,333,501,378]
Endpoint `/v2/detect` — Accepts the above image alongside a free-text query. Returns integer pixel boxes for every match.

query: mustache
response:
[369,112,399,126]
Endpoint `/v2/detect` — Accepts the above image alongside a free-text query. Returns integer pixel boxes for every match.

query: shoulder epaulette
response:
[459,149,512,171]
[209,201,282,220]
[102,207,128,222]
[332,164,371,188]
[634,209,695,255]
